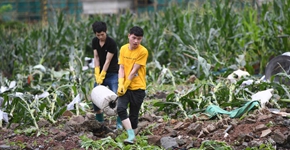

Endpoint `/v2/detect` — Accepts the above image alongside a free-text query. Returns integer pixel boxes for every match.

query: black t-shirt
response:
[92,36,119,73]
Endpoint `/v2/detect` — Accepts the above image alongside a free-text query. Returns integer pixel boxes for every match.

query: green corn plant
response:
[6,93,40,135]
[154,68,290,119]
[153,79,211,118]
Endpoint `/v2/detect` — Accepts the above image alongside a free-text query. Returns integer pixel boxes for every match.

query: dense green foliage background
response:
[1,0,289,79]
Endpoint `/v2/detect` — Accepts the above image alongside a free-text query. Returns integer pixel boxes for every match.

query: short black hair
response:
[129,26,143,36]
[92,21,107,34]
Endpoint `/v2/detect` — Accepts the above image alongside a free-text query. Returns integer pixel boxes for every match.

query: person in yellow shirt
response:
[117,26,148,144]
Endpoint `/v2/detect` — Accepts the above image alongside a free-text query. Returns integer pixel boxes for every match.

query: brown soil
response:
[1,98,290,150]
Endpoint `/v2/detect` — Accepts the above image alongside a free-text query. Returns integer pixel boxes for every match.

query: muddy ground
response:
[1,94,290,150]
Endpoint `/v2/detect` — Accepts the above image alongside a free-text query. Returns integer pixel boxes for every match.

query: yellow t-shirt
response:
[119,43,148,90]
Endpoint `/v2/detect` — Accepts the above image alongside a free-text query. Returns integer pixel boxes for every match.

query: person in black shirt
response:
[91,21,122,129]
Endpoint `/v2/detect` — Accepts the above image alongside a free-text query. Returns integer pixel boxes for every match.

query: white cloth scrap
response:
[0,97,3,108]
[227,69,250,83]
[0,80,16,94]
[33,64,46,72]
[282,52,290,57]
[0,110,9,123]
[37,92,50,99]
[67,94,81,110]
[251,89,274,108]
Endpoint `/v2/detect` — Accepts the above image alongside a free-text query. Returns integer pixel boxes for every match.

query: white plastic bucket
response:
[91,85,118,116]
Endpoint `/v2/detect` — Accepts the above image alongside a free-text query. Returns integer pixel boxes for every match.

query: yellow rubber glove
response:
[97,71,106,85]
[94,67,100,83]
[124,79,131,89]
[117,78,125,96]
[122,79,132,94]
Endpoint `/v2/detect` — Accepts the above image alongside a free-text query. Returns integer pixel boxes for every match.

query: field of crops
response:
[0,0,290,149]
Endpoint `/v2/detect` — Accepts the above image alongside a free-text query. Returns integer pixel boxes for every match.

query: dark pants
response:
[93,73,118,111]
[117,89,146,129]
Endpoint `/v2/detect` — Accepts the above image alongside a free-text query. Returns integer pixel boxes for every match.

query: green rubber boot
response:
[124,129,135,144]
[95,113,104,123]
[116,116,123,130]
